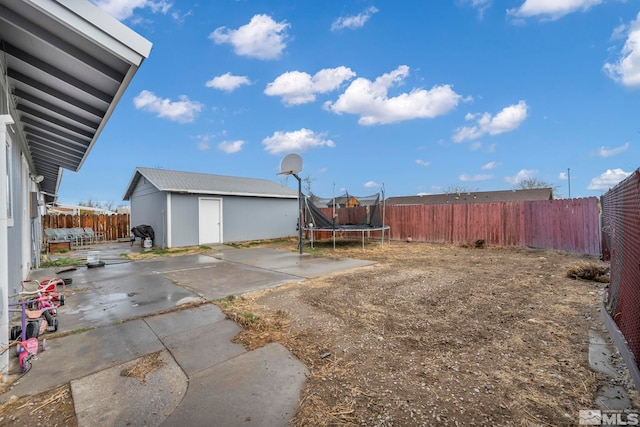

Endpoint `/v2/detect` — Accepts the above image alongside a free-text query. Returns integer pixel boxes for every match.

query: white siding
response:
[6,128,31,296]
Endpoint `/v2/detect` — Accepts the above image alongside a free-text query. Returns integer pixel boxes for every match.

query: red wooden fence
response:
[524,198,601,255]
[315,197,601,255]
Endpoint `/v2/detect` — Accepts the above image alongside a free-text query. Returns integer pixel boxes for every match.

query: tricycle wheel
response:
[10,325,21,341]
[43,310,56,332]
[21,357,32,374]
[25,322,39,339]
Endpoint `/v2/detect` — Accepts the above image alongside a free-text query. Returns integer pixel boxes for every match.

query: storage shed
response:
[123,167,299,248]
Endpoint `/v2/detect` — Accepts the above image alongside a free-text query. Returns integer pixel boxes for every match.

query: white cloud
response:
[486,143,497,153]
[210,14,289,60]
[481,161,501,170]
[604,13,640,87]
[505,169,537,185]
[597,142,630,157]
[325,65,461,125]
[206,73,251,92]
[453,101,528,142]
[507,0,603,21]
[218,140,245,153]
[364,181,381,188]
[472,0,491,8]
[265,67,355,105]
[133,90,203,123]
[331,6,378,31]
[611,23,628,41]
[460,0,492,18]
[587,168,632,191]
[195,135,212,151]
[171,9,192,24]
[459,173,492,182]
[91,0,171,21]
[470,141,482,151]
[416,159,430,167]
[558,171,568,180]
[262,128,335,154]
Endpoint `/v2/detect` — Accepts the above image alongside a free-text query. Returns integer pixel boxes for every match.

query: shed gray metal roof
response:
[123,167,299,200]
[0,0,152,201]
[387,188,553,205]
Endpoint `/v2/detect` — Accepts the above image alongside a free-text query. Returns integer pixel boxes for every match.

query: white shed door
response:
[199,198,221,244]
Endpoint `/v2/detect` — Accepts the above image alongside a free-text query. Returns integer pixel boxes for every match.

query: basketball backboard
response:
[279,153,303,175]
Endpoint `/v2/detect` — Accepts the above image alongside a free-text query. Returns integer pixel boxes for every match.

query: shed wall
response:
[130,178,166,247]
[222,196,298,242]
[130,177,299,248]
[169,193,200,247]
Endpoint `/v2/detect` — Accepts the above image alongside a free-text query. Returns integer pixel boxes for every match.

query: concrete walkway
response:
[1,242,373,426]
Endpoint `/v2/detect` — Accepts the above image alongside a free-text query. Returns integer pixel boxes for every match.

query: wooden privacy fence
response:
[42,214,131,242]
[317,197,601,255]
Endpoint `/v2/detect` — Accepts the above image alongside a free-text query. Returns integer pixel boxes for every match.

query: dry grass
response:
[0,384,75,426]
[214,239,638,426]
[566,260,610,282]
[120,351,165,383]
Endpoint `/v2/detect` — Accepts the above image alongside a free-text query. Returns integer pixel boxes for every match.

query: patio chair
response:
[54,228,84,246]
[43,228,59,244]
[53,228,71,242]
[84,227,105,243]
[69,227,89,246]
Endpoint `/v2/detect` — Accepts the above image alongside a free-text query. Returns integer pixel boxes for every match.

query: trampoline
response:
[302,192,390,250]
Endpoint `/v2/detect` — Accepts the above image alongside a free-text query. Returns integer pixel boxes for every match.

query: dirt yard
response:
[0,239,638,426]
[218,239,638,426]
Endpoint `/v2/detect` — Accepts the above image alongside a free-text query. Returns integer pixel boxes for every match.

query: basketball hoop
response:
[279,153,302,176]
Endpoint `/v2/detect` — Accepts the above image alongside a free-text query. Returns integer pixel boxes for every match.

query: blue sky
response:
[59,0,640,205]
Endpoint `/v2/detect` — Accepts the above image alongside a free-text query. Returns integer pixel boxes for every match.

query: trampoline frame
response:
[304,225,390,250]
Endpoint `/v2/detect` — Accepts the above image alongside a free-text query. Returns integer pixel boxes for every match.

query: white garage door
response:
[199,198,222,244]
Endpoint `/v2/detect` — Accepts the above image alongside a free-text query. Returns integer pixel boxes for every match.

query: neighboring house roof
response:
[46,203,114,215]
[311,192,381,208]
[387,188,553,205]
[0,0,152,202]
[123,167,299,201]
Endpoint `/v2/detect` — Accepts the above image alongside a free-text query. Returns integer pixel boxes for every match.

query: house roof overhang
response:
[0,0,151,202]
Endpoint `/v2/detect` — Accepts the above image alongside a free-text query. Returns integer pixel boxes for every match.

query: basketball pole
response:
[292,173,303,254]
[279,153,303,255]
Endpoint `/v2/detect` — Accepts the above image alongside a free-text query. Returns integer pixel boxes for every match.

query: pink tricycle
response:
[8,297,55,373]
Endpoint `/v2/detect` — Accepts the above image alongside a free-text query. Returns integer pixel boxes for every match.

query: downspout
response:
[166,192,171,249]
[0,114,15,376]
